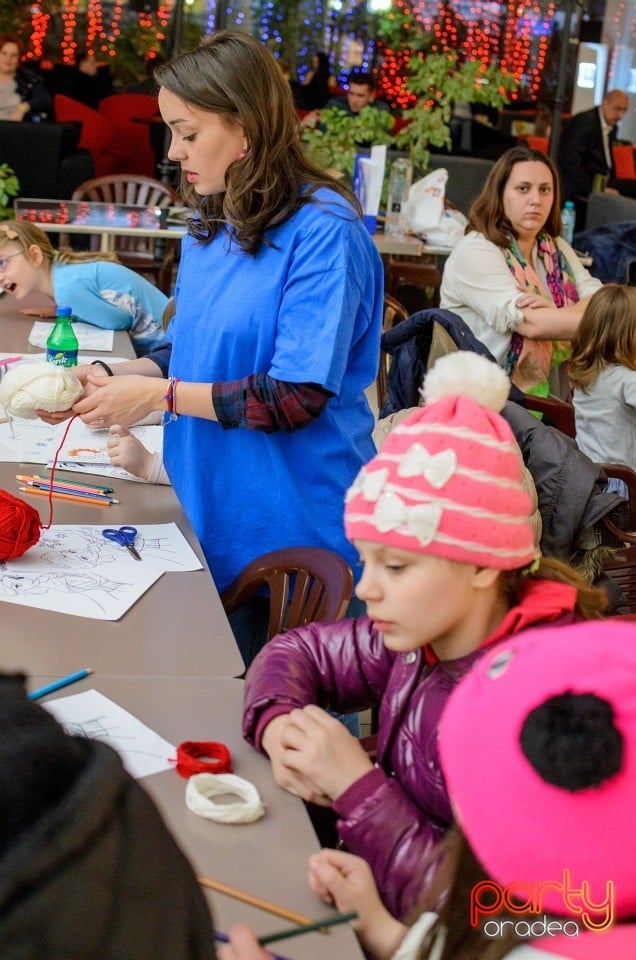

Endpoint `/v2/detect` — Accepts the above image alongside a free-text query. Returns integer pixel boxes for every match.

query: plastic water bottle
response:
[560,201,576,246]
[385,158,413,238]
[46,306,78,368]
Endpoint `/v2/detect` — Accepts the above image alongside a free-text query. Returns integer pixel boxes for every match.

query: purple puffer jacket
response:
[243,580,579,920]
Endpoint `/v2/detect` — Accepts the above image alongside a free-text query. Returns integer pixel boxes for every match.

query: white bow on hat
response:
[374,491,442,546]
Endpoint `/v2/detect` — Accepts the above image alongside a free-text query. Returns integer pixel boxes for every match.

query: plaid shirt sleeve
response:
[212,375,332,432]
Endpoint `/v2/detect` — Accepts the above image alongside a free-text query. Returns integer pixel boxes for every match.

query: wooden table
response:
[0,461,243,679]
[29,674,365,960]
[0,305,243,680]
[0,292,136,359]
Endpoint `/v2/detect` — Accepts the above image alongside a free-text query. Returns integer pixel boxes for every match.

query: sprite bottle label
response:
[46,306,78,368]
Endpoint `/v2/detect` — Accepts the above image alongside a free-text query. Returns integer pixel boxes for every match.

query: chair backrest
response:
[426,155,494,216]
[68,174,176,261]
[602,547,636,615]
[220,547,354,641]
[377,293,409,413]
[522,393,576,438]
[584,192,636,231]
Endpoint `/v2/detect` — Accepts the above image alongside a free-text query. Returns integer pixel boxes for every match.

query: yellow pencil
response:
[19,487,114,507]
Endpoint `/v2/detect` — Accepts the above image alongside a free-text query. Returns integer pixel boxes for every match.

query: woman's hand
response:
[218,925,272,960]
[33,365,102,425]
[308,849,406,959]
[277,705,374,802]
[72,373,165,428]
[515,290,552,311]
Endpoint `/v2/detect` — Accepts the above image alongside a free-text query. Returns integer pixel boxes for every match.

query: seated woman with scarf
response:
[440,145,601,397]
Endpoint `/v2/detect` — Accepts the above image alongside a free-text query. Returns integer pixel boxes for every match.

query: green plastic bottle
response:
[46,306,78,368]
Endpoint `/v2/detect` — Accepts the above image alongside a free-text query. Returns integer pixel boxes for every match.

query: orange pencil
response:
[19,487,115,507]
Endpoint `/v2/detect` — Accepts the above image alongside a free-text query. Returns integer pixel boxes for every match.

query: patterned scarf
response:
[502,233,579,392]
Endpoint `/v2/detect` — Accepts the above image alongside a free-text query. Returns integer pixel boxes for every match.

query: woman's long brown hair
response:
[154,31,359,253]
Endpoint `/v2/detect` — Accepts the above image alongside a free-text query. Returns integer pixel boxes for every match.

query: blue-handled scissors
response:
[101,525,142,561]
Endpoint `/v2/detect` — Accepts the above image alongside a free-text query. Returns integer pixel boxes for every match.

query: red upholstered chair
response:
[98,94,157,178]
[524,135,549,154]
[54,94,155,178]
[54,95,119,177]
[612,144,636,181]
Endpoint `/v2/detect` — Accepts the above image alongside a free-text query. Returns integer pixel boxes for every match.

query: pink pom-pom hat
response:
[344,352,536,570]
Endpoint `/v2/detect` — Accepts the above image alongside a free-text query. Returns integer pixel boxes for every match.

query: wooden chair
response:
[521,393,576,438]
[220,546,353,641]
[377,293,409,413]
[596,464,636,614]
[63,174,178,295]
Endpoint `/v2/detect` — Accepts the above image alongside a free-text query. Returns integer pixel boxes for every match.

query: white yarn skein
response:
[185,773,265,824]
[0,363,83,419]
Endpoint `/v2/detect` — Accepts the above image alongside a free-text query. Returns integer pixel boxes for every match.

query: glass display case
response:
[14,198,167,230]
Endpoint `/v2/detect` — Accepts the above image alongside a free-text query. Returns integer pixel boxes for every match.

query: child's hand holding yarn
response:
[261,714,329,804]
[0,363,83,420]
[276,705,375,804]
[308,849,406,958]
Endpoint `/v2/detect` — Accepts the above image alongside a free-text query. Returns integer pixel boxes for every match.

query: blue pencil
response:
[213,932,289,960]
[28,668,93,701]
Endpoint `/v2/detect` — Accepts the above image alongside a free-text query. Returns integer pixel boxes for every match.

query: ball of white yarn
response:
[0,363,83,419]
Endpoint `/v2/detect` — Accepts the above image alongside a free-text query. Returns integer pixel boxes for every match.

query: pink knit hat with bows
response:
[344,352,536,570]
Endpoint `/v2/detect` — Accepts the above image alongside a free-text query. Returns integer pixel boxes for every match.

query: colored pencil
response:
[0,355,24,366]
[213,931,289,960]
[17,475,115,495]
[19,487,117,507]
[18,479,119,502]
[196,876,312,926]
[258,911,358,945]
[32,473,114,494]
[29,668,93,701]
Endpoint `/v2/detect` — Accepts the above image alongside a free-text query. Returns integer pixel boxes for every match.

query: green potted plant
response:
[301,105,394,179]
[395,53,518,170]
[300,12,517,181]
[0,164,19,220]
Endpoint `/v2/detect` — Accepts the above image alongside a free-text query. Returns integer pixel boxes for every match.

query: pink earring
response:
[237,151,246,159]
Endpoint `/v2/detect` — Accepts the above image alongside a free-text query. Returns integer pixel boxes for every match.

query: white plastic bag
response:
[406,168,447,232]
[406,167,467,247]
[425,207,468,246]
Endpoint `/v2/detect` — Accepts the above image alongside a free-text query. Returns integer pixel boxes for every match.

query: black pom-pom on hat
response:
[520,692,624,791]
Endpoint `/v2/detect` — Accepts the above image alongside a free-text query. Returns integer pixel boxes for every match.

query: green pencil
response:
[258,911,358,946]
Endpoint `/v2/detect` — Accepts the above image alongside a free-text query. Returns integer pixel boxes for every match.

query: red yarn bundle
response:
[0,489,42,560]
[175,741,233,779]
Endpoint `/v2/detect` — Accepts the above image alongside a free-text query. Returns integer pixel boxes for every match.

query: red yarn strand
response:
[40,414,79,530]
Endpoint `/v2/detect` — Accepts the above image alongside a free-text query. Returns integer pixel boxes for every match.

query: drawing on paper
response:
[0,523,202,620]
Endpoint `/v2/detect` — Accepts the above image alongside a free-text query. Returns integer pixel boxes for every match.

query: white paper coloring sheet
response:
[0,523,202,620]
[44,689,175,779]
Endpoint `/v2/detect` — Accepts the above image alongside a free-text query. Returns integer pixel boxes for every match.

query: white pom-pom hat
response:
[345,352,536,569]
[0,362,83,420]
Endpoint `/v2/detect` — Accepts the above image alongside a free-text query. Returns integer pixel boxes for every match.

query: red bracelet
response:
[163,376,179,424]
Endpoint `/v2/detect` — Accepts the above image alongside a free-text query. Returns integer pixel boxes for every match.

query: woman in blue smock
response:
[43,31,384,664]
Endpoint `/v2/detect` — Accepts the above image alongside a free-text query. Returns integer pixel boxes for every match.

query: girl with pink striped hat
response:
[241,351,607,931]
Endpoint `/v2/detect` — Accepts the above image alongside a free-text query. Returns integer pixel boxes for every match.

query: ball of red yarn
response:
[0,489,42,560]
